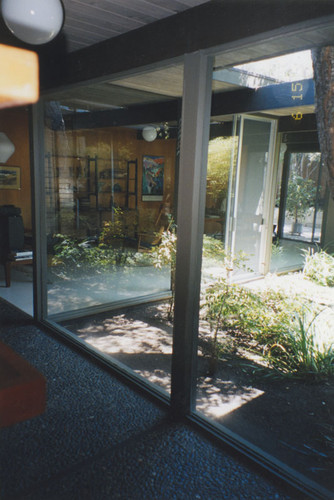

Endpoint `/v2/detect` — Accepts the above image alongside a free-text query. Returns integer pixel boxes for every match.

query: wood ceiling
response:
[61,0,212,53]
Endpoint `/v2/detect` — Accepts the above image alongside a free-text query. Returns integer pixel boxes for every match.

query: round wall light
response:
[142,126,157,142]
[1,0,64,45]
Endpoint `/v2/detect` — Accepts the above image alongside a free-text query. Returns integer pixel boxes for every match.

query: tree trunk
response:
[312,47,334,200]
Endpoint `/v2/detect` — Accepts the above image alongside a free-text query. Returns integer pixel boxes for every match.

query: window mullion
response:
[171,52,213,416]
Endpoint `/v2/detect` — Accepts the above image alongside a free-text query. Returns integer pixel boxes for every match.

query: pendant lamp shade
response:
[142,126,157,142]
[0,133,15,163]
[1,0,64,45]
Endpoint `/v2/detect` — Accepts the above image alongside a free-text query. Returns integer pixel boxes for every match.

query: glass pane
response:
[44,63,183,394]
[0,108,33,315]
[196,51,334,495]
[237,50,313,84]
[271,152,324,273]
[282,152,322,242]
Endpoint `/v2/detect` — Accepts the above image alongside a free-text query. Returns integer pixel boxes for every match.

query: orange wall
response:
[0,107,31,229]
[48,125,177,225]
[77,126,176,217]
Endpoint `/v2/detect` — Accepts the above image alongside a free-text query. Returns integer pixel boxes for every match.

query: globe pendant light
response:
[142,126,157,142]
[1,0,64,45]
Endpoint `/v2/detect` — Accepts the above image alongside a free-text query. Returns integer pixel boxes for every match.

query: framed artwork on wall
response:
[142,155,164,201]
[0,165,21,190]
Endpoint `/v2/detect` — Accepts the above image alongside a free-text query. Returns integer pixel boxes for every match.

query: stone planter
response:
[291,222,303,235]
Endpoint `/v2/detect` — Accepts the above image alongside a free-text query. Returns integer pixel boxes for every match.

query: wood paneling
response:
[45,125,176,236]
[61,0,211,52]
[0,108,32,230]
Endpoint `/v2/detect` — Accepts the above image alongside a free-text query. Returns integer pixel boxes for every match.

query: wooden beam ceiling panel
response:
[64,16,124,37]
[53,81,173,108]
[88,0,177,20]
[59,0,211,52]
[63,2,145,31]
[111,65,184,98]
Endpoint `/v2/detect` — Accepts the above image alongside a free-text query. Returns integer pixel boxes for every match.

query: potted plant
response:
[285,175,316,235]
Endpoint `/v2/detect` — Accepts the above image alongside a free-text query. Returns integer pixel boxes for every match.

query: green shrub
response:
[151,219,177,320]
[268,310,334,379]
[202,280,301,347]
[201,277,334,379]
[51,233,129,276]
[202,236,226,260]
[303,249,334,287]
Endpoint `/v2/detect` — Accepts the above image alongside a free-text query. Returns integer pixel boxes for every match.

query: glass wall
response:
[35,46,333,496]
[43,63,183,394]
[195,51,334,494]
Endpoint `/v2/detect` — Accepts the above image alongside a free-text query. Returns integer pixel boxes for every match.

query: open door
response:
[226,115,277,277]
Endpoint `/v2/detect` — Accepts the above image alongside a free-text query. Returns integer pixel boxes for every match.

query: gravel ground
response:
[0,298,298,500]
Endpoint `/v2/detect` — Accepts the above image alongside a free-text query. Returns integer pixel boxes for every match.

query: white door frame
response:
[226,114,278,276]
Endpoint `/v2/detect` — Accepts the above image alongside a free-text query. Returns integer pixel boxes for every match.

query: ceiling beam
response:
[211,78,314,115]
[58,78,314,130]
[62,98,180,130]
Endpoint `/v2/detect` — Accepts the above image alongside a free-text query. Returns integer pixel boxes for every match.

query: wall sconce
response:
[142,126,158,142]
[0,133,15,163]
[1,0,64,45]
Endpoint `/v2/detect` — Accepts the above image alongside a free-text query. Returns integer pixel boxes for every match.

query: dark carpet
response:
[0,298,295,500]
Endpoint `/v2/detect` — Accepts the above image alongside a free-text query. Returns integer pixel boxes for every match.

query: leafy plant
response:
[200,268,333,378]
[271,239,284,257]
[50,232,129,277]
[202,235,226,260]
[267,310,334,379]
[99,207,125,245]
[303,249,334,287]
[206,137,235,210]
[51,234,88,268]
[151,217,177,320]
[285,175,316,224]
[201,250,254,375]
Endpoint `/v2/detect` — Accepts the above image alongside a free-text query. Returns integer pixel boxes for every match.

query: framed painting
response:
[0,166,21,190]
[142,155,164,201]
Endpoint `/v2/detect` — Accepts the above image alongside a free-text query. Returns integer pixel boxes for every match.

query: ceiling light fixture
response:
[142,126,158,142]
[1,0,64,45]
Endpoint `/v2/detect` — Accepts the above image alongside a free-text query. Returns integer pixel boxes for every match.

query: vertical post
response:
[30,101,48,321]
[171,52,213,417]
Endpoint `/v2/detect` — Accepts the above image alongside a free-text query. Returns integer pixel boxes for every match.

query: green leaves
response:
[201,277,333,380]
[303,249,334,287]
[285,174,317,223]
[268,310,334,379]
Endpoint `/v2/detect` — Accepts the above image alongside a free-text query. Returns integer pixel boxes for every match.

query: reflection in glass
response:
[196,54,333,494]
[43,66,183,394]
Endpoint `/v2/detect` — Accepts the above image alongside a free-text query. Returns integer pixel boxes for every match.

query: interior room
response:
[1,2,334,499]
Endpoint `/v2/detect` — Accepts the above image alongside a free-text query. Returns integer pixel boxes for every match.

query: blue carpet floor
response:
[0,299,295,500]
